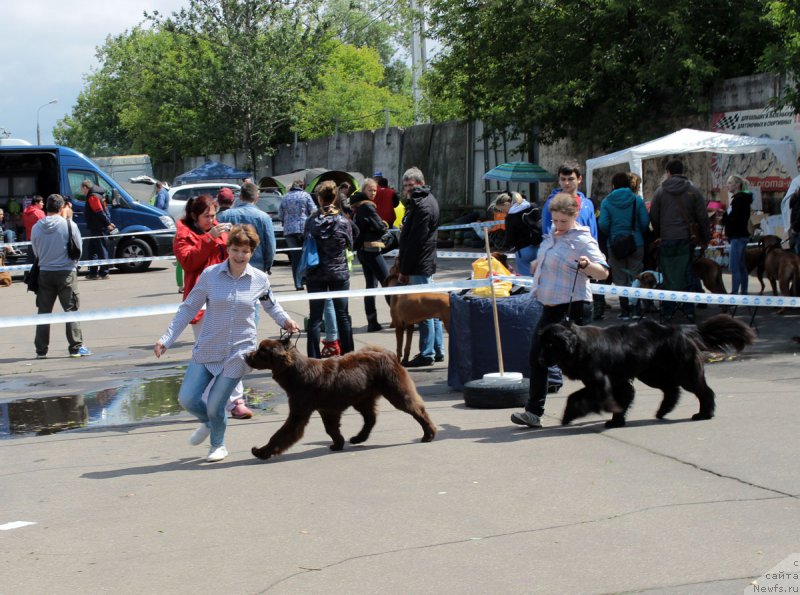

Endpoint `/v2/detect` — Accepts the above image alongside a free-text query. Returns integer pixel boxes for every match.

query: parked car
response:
[250,189,288,260]
[167,182,240,221]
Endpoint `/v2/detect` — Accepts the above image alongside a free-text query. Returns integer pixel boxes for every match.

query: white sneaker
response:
[206,445,228,462]
[510,411,542,428]
[189,424,210,445]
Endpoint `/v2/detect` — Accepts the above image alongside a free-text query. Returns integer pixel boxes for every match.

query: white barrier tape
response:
[0,228,175,249]
[491,274,800,309]
[0,279,488,329]
[438,220,502,231]
[0,255,176,273]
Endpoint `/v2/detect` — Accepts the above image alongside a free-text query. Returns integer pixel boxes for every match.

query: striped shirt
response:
[532,225,608,306]
[159,261,290,377]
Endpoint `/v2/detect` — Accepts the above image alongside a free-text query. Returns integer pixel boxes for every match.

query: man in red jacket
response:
[22,195,46,240]
[373,174,399,228]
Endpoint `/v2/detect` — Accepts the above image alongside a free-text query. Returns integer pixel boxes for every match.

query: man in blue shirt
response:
[154,182,169,211]
[540,161,598,238]
[279,179,316,290]
[217,182,276,272]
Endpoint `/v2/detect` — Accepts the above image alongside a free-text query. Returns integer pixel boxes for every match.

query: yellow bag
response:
[471,256,512,298]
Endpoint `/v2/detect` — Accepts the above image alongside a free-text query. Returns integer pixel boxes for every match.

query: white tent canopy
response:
[585,128,798,199]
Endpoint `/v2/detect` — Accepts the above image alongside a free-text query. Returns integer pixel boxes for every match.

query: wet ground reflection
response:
[0,375,185,439]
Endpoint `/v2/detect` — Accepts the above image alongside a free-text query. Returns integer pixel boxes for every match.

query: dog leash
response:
[280,329,301,350]
[564,259,582,322]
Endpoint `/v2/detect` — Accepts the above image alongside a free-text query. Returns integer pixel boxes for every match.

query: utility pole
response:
[409,0,427,125]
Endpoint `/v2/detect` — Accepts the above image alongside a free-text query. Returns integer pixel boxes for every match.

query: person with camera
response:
[80,179,116,280]
[30,194,91,359]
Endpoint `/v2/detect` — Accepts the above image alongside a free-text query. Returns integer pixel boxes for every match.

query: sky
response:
[0,0,188,144]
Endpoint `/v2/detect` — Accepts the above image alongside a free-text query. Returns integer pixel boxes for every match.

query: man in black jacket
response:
[398,167,444,367]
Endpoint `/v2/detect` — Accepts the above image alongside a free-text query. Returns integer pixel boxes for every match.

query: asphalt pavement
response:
[1,259,798,594]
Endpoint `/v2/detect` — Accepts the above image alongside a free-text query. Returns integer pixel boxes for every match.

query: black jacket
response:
[398,185,439,276]
[722,191,752,239]
[352,196,386,251]
[504,202,542,251]
[304,206,356,284]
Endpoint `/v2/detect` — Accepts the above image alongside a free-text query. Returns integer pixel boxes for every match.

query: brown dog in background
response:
[385,263,450,365]
[245,339,436,460]
[691,257,727,297]
[761,235,800,311]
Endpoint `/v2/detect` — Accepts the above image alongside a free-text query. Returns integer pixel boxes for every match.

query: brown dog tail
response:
[693,314,756,353]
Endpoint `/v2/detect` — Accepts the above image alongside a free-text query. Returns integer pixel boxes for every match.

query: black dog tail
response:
[692,314,756,353]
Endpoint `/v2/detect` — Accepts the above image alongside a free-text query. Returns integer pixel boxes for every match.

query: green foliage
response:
[54,0,416,166]
[426,0,778,152]
[296,43,414,139]
[761,0,800,110]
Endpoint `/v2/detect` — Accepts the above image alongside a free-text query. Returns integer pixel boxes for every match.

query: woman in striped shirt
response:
[155,224,300,462]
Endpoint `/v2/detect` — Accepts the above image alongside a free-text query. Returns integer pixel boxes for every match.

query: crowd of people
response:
[21,157,785,461]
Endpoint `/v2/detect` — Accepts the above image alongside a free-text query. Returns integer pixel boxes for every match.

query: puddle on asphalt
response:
[0,374,278,440]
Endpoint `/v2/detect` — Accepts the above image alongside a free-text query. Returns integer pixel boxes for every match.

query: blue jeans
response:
[408,274,444,359]
[515,244,539,277]
[179,363,242,448]
[285,233,304,289]
[323,299,338,341]
[307,279,353,357]
[729,237,749,295]
[87,232,109,277]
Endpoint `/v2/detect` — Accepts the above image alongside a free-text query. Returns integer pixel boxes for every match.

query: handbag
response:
[380,229,398,254]
[67,220,81,260]
[610,200,638,259]
[297,234,319,279]
[24,259,40,293]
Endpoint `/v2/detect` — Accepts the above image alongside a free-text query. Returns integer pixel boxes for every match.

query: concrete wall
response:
[154,74,790,218]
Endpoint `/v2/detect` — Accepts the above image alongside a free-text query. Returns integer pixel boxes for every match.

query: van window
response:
[68,171,96,201]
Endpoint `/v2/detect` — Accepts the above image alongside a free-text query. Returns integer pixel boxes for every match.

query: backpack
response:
[521,204,543,246]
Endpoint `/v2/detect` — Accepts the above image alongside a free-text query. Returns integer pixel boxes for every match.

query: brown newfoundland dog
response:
[245,339,436,460]
[538,314,755,428]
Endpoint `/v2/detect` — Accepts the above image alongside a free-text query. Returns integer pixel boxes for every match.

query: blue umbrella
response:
[483,161,557,183]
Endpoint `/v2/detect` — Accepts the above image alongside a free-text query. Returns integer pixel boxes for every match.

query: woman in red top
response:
[173,195,252,419]
[174,194,229,322]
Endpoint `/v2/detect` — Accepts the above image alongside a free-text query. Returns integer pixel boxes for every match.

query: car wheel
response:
[463,377,530,409]
[115,238,153,273]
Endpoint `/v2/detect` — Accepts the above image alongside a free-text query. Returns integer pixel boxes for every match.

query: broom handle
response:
[483,233,505,375]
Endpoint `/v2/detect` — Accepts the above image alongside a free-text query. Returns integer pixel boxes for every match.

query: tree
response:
[54,28,212,160]
[295,43,414,139]
[761,0,800,110]
[426,0,778,152]
[152,0,331,169]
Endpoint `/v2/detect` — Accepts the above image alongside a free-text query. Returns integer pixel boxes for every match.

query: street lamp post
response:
[36,99,58,145]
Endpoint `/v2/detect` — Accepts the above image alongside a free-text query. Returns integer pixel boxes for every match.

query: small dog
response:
[538,314,755,428]
[245,339,436,460]
[632,270,663,313]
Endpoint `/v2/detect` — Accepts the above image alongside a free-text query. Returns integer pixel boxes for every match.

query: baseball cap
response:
[373,170,383,177]
[217,187,235,205]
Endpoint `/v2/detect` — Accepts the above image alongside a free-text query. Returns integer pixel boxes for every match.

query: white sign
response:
[712,108,800,192]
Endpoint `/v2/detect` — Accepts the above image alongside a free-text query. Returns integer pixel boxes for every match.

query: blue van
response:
[0,145,175,273]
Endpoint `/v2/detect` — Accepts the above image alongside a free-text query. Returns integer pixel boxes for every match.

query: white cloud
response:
[0,0,186,144]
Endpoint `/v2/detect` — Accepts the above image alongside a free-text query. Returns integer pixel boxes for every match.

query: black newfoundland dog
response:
[244,339,436,460]
[538,314,755,428]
